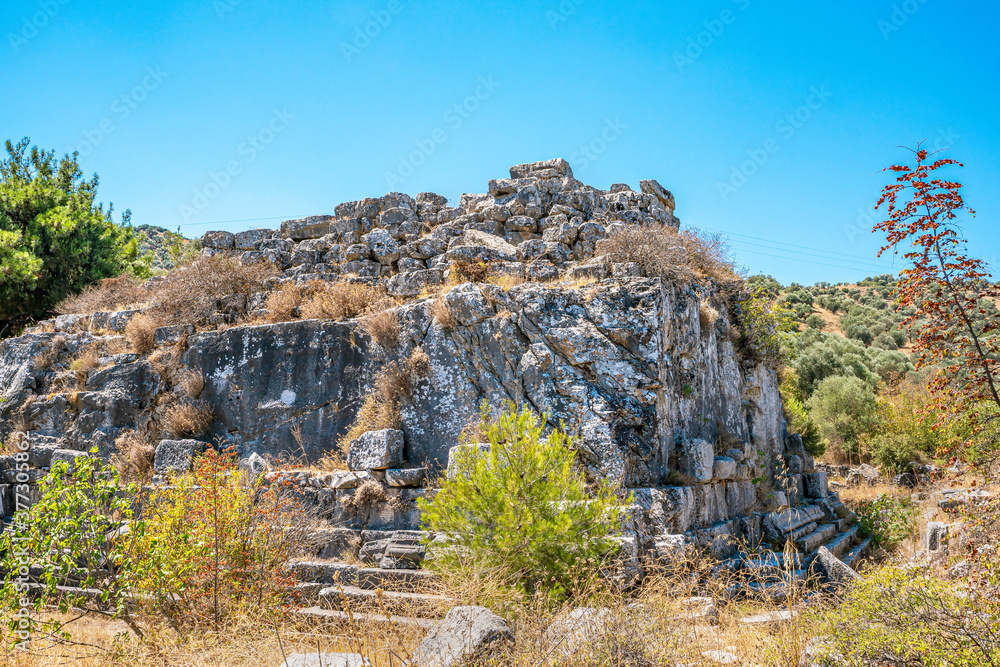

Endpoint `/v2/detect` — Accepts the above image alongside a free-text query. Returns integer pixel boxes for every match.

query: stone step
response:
[765,505,825,536]
[318,585,450,618]
[795,524,837,553]
[842,537,872,568]
[356,567,438,592]
[789,521,819,543]
[821,525,859,560]
[295,606,437,630]
[288,560,359,585]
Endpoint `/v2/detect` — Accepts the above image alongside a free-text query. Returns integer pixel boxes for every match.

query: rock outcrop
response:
[0,158,859,583]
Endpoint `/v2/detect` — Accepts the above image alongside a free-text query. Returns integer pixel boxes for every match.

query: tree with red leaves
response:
[874,146,1000,473]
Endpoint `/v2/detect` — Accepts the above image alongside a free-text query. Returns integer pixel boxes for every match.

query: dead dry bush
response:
[263,280,329,323]
[162,399,214,438]
[113,429,155,481]
[55,274,146,315]
[337,348,430,454]
[360,307,401,348]
[30,335,67,371]
[299,280,386,321]
[176,369,205,399]
[146,255,277,326]
[597,224,739,284]
[451,260,490,284]
[430,298,455,329]
[68,344,101,373]
[124,314,159,354]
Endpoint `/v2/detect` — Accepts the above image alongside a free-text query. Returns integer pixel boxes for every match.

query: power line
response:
[726,239,896,273]
[697,225,897,268]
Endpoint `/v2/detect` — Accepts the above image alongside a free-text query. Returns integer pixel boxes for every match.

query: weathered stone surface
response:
[412,606,514,667]
[202,230,235,249]
[713,456,737,481]
[90,309,140,332]
[347,429,404,471]
[924,521,950,553]
[805,472,828,498]
[385,468,426,487]
[387,269,442,297]
[281,216,336,241]
[365,229,400,265]
[680,439,714,482]
[543,607,613,656]
[154,324,195,345]
[154,439,205,474]
[277,653,369,667]
[814,546,861,586]
[846,463,879,486]
[235,228,277,250]
[50,449,89,471]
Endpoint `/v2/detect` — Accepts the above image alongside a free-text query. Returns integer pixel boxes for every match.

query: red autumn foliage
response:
[874,146,1000,470]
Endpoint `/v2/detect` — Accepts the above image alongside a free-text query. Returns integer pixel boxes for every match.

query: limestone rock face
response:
[0,158,794,547]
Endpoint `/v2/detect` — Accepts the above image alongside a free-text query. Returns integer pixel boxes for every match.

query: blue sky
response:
[3,0,998,285]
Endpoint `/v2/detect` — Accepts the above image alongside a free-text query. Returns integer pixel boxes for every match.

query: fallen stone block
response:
[412,606,514,667]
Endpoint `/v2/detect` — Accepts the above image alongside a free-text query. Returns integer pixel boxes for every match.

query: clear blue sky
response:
[3,0,998,285]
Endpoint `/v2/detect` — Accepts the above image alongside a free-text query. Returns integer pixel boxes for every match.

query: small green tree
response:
[0,451,145,647]
[419,404,623,600]
[807,375,879,459]
[0,138,150,333]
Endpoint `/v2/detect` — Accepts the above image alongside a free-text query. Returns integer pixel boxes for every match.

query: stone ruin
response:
[0,158,868,612]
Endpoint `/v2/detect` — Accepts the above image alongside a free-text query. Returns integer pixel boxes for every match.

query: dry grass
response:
[113,429,156,482]
[429,298,455,329]
[450,260,490,284]
[29,335,66,371]
[597,224,740,285]
[699,302,720,333]
[176,369,205,399]
[55,273,146,315]
[360,308,401,349]
[124,314,159,354]
[147,254,277,326]
[68,345,101,373]
[300,281,386,322]
[337,348,430,455]
[161,399,214,438]
[0,609,422,667]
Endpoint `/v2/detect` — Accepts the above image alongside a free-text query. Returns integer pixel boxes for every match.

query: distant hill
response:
[135,225,198,272]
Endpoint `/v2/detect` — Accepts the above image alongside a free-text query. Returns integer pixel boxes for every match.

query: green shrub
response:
[0,450,144,644]
[419,404,624,601]
[854,493,917,549]
[131,447,306,630]
[779,369,824,457]
[821,565,1000,666]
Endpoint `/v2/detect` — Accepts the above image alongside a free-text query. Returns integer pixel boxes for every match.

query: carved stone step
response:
[842,537,872,568]
[295,606,437,629]
[795,523,837,553]
[318,585,450,618]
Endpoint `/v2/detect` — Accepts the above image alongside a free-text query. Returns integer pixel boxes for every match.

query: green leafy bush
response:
[419,404,623,601]
[0,138,149,333]
[821,565,1000,667]
[0,451,145,644]
[854,493,917,549]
